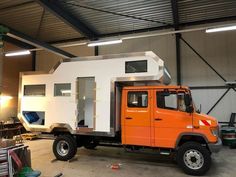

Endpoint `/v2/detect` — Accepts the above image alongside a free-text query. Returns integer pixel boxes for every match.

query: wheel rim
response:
[183,149,204,170]
[56,140,69,156]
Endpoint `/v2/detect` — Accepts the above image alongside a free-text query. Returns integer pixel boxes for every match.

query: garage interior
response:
[0,0,236,177]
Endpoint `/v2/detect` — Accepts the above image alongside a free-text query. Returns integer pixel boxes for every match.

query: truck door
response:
[122,89,151,146]
[153,89,193,148]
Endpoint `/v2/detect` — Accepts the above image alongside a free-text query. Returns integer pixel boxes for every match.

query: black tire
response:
[53,134,77,161]
[177,142,211,176]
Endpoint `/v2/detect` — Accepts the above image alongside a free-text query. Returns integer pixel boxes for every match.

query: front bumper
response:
[208,138,222,153]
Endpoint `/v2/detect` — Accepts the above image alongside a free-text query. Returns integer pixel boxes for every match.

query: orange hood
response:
[193,113,218,127]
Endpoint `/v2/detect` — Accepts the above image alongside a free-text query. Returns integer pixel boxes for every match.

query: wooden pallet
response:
[21,133,39,141]
[13,135,24,144]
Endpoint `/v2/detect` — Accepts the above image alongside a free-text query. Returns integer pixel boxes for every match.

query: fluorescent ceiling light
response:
[88,39,122,47]
[206,25,236,33]
[5,50,31,57]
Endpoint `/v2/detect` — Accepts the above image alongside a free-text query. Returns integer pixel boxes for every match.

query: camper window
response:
[24,85,45,96]
[125,60,147,73]
[54,83,71,96]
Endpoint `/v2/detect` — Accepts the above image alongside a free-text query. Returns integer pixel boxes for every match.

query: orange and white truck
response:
[18,51,221,175]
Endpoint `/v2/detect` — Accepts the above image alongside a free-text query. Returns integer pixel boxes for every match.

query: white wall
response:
[181,30,236,86]
[0,43,32,122]
[0,49,3,91]
[0,49,3,121]
[181,30,236,122]
[36,45,94,72]
[36,29,236,122]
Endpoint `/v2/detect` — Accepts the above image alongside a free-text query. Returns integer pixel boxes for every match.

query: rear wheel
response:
[53,134,77,161]
[177,142,211,176]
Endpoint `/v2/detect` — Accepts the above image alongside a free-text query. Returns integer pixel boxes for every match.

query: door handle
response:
[155,118,162,121]
[125,117,133,120]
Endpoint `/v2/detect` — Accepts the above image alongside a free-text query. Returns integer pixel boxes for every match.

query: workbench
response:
[0,122,26,139]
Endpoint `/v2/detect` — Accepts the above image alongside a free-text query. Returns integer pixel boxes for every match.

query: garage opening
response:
[76,77,95,129]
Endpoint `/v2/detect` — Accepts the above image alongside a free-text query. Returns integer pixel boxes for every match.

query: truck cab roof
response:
[123,85,189,90]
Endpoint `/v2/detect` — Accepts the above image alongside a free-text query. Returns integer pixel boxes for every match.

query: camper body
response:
[18,52,221,175]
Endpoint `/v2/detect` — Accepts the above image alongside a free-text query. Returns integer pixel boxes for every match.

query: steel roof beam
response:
[171,0,179,30]
[48,15,236,44]
[2,24,76,58]
[36,0,98,40]
[179,16,236,27]
[3,35,35,49]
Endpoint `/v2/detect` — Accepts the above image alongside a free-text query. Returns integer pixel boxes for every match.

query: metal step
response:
[160,150,171,156]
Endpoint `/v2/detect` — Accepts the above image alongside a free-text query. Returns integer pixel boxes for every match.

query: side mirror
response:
[196,104,202,114]
[184,94,191,107]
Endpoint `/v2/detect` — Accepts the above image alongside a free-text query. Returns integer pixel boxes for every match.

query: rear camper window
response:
[128,91,148,108]
[54,83,71,96]
[24,85,45,96]
[22,111,45,125]
[125,60,147,73]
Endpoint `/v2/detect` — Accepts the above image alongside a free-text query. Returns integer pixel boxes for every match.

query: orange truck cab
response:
[121,85,221,175]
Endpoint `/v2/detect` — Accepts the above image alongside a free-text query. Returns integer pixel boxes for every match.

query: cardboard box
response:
[0,139,16,148]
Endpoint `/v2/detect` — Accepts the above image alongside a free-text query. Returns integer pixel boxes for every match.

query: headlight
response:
[211,127,219,137]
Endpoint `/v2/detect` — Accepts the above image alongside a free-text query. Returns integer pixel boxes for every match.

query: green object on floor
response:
[19,167,41,177]
[221,127,236,146]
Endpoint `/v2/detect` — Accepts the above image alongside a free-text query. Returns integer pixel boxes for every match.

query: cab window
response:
[128,91,148,108]
[156,91,187,112]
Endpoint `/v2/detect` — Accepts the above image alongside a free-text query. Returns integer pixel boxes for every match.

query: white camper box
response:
[18,51,171,136]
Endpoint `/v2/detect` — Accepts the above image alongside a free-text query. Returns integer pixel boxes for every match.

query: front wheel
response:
[177,142,211,176]
[53,134,77,161]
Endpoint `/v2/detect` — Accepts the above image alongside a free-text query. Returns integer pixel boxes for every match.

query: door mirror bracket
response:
[186,105,194,113]
[184,94,191,107]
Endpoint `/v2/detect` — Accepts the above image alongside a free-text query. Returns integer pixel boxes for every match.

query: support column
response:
[32,51,36,71]
[95,46,98,56]
[176,33,181,85]
[0,52,2,120]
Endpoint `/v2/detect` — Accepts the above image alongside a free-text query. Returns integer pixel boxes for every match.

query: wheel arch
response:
[175,133,209,149]
[50,123,76,135]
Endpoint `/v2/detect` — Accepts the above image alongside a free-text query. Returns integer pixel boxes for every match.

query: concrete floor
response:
[25,139,235,177]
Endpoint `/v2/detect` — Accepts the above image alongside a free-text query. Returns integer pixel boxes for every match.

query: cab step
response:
[160,150,171,156]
